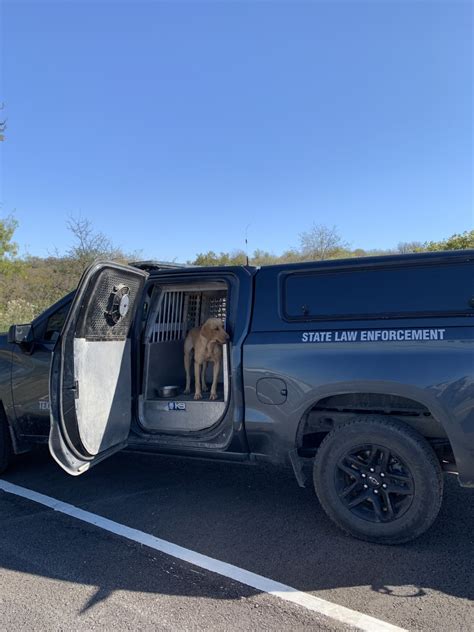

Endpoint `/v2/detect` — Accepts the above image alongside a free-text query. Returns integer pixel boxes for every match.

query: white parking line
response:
[0,479,406,632]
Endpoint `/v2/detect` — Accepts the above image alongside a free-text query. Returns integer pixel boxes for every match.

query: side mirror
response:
[7,323,34,345]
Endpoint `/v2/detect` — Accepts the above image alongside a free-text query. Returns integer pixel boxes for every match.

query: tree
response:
[251,249,279,266]
[0,216,145,331]
[0,215,18,260]
[425,230,474,252]
[0,215,18,279]
[191,251,220,266]
[65,216,125,269]
[190,250,247,266]
[397,241,424,254]
[0,215,21,330]
[299,224,348,260]
[274,249,302,263]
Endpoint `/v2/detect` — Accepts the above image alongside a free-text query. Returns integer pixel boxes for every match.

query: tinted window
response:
[44,302,71,341]
[283,262,474,320]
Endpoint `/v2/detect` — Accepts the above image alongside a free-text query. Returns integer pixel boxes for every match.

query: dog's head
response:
[200,318,230,344]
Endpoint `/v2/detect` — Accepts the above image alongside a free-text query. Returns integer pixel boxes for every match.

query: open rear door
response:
[49,261,148,475]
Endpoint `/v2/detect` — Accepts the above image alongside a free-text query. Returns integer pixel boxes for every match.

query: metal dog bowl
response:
[157,385,179,398]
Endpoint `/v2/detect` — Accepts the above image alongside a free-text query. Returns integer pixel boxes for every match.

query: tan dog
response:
[184,318,229,400]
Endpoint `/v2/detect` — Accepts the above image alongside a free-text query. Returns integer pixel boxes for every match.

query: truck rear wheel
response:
[313,416,443,544]
[0,408,12,474]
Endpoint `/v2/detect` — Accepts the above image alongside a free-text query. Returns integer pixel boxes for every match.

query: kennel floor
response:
[151,388,225,403]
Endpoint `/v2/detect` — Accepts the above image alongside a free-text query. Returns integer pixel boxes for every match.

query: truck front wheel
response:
[313,416,443,544]
[0,408,12,475]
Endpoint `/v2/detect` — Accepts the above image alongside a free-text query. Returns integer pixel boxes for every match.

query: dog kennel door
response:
[49,261,148,476]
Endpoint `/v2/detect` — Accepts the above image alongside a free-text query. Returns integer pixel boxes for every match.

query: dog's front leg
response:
[194,361,202,400]
[184,350,191,394]
[201,362,208,392]
[209,358,220,401]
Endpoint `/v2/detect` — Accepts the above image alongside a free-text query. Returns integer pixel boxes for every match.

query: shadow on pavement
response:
[1,446,473,625]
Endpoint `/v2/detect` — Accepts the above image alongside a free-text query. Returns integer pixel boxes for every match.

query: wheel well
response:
[296,393,456,470]
[0,399,31,456]
[0,399,14,450]
[0,400,8,427]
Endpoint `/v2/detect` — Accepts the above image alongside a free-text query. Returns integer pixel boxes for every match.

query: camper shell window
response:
[282,262,474,321]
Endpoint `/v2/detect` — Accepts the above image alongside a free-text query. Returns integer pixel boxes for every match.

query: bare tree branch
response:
[299,224,348,260]
[0,102,6,141]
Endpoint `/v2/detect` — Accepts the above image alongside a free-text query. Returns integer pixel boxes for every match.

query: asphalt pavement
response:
[0,447,473,631]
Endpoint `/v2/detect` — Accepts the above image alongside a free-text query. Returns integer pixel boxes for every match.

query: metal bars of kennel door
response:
[151,291,186,343]
[150,288,227,344]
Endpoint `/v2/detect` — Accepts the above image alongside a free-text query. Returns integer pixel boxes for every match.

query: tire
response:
[0,408,12,475]
[313,416,443,544]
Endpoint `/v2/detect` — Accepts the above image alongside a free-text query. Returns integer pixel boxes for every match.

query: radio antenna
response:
[244,223,251,266]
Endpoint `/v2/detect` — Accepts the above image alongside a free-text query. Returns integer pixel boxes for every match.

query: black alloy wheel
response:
[313,416,444,544]
[335,443,414,523]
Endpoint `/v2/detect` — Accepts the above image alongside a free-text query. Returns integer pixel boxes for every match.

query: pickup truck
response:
[1,250,473,544]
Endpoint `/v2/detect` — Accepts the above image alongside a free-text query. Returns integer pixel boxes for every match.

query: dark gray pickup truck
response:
[1,250,473,544]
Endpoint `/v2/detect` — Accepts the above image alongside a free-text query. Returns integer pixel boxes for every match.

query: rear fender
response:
[295,380,474,486]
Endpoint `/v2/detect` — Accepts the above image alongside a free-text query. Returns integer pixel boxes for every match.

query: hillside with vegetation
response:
[0,214,472,332]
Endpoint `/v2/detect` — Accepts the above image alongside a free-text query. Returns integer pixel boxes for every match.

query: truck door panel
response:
[11,299,72,437]
[49,262,147,475]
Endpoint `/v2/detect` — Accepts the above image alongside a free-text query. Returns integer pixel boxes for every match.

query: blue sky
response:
[1,0,472,262]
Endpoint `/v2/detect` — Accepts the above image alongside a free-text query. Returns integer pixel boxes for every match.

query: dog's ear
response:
[200,320,212,340]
